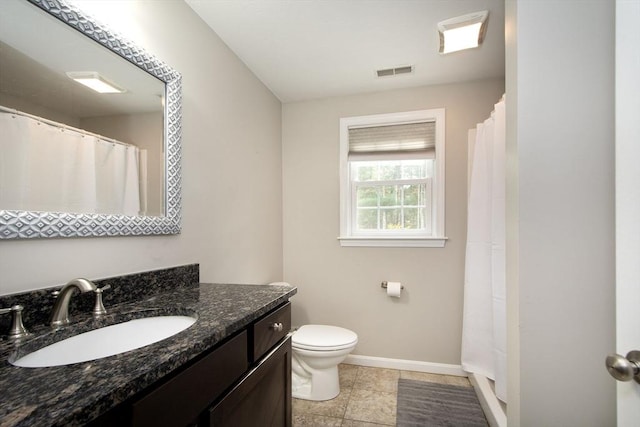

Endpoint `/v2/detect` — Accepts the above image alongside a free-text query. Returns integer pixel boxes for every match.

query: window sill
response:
[337,236,448,248]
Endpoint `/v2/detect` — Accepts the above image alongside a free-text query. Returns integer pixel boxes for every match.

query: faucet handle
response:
[92,285,111,317]
[0,305,30,340]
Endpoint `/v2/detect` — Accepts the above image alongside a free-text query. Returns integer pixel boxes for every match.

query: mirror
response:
[0,0,182,238]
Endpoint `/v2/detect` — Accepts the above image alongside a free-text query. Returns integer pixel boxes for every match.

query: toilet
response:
[291,324,358,401]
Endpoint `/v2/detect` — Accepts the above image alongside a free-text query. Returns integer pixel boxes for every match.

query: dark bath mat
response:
[396,379,488,427]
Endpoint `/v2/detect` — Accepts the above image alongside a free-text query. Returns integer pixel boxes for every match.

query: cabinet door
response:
[209,336,291,427]
[131,331,248,427]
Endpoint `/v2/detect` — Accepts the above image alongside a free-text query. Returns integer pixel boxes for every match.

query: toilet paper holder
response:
[381,281,404,290]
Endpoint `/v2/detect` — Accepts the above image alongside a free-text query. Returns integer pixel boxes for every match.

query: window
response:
[339,109,446,247]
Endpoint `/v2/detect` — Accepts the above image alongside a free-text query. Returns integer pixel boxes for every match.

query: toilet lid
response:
[292,325,358,351]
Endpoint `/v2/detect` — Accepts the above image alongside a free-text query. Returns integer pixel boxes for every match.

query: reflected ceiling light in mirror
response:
[66,71,126,93]
[438,10,488,54]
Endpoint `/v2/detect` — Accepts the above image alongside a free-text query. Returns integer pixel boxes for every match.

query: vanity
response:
[0,3,296,424]
[0,265,296,426]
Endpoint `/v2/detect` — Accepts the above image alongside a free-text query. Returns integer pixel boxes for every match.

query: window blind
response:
[348,121,435,154]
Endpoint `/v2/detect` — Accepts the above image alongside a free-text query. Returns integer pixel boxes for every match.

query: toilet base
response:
[292,364,340,401]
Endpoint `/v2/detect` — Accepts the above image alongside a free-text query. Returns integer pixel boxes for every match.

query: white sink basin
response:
[11,315,196,368]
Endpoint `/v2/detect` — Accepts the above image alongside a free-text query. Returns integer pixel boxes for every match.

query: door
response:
[613,0,640,424]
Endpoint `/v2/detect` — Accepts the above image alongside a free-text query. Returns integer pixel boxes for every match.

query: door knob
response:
[605,350,640,383]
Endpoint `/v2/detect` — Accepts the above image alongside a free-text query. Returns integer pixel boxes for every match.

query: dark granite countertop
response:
[0,281,297,427]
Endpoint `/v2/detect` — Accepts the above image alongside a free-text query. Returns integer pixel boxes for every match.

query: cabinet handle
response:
[270,322,283,332]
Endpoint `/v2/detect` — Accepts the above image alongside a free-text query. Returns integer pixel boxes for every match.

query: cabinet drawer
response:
[131,330,248,427]
[252,303,291,362]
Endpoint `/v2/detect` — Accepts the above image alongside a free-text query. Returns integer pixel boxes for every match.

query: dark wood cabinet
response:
[90,302,292,427]
[208,336,291,427]
[131,331,249,427]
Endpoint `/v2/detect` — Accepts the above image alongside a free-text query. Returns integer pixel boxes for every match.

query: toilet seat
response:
[292,325,358,351]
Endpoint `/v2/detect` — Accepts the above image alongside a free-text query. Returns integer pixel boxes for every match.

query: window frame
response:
[338,109,447,248]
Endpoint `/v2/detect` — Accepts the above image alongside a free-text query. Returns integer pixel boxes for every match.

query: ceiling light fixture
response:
[438,10,488,54]
[66,71,126,93]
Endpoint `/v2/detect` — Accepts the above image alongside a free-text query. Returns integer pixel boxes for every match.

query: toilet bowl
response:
[291,324,358,401]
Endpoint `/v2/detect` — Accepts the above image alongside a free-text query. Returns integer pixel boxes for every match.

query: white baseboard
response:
[343,354,466,377]
[467,373,507,427]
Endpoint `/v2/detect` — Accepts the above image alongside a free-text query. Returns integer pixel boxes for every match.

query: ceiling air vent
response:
[376,65,414,78]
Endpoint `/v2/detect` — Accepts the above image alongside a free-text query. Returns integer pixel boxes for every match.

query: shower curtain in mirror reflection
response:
[462,96,506,403]
[0,112,147,216]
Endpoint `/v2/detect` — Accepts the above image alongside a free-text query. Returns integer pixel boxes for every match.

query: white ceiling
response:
[185,0,505,103]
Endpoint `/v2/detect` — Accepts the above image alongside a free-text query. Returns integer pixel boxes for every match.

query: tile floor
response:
[292,364,472,426]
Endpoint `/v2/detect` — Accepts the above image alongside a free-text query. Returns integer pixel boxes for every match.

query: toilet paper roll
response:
[386,281,402,298]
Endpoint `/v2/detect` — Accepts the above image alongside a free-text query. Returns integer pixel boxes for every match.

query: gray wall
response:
[0,0,283,294]
[506,0,616,425]
[282,78,504,363]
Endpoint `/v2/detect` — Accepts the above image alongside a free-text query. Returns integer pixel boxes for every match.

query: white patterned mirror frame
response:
[0,0,182,239]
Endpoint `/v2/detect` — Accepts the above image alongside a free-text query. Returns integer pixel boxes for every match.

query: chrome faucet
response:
[50,278,97,327]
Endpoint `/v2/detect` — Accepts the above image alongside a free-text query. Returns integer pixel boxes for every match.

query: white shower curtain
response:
[94,139,143,216]
[462,96,507,403]
[0,111,144,216]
